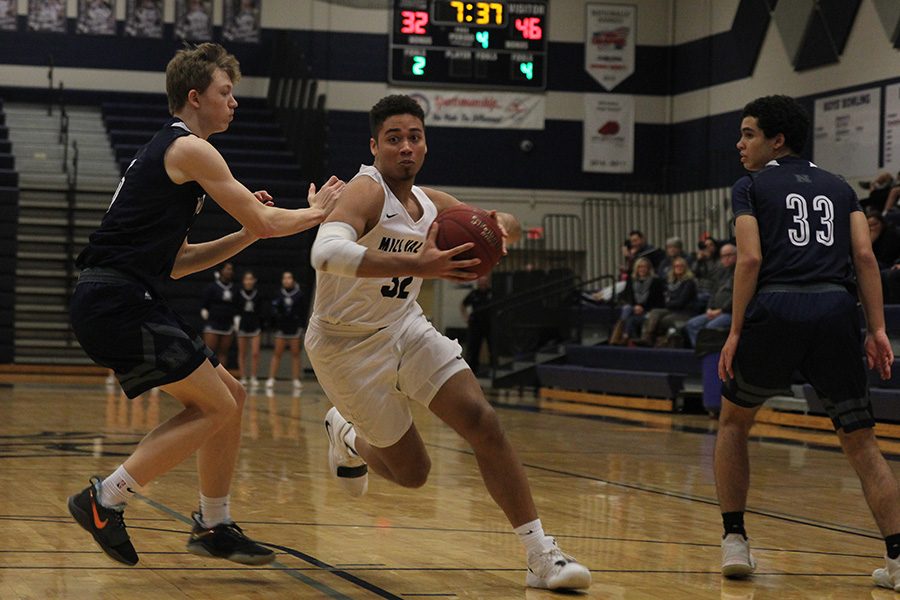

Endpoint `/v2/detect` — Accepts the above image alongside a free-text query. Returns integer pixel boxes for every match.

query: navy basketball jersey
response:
[76,118,207,293]
[731,156,861,289]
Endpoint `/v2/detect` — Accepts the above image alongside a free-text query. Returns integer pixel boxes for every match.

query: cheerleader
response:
[266,271,306,392]
[201,262,237,368]
[236,270,264,388]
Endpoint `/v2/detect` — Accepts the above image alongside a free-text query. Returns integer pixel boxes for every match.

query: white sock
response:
[515,518,555,556]
[99,465,139,508]
[199,494,231,528]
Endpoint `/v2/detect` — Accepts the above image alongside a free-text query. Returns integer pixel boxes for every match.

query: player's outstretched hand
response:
[718,331,740,382]
[308,175,345,217]
[416,221,479,282]
[253,190,274,206]
[865,330,893,380]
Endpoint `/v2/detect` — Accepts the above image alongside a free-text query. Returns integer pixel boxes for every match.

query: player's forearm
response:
[728,257,760,335]
[855,252,887,333]
[170,230,256,279]
[260,206,327,238]
[356,250,421,278]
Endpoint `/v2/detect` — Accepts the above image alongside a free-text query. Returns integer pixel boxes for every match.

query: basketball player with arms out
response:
[715,95,900,589]
[305,95,591,591]
[67,43,344,566]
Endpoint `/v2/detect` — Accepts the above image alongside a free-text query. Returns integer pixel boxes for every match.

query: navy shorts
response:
[70,268,218,399]
[724,285,872,432]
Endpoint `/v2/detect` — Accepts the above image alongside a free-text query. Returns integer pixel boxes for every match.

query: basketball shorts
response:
[204,316,235,335]
[724,285,872,432]
[305,310,469,448]
[70,268,218,399]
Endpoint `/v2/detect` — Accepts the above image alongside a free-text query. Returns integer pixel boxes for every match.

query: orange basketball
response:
[434,204,503,277]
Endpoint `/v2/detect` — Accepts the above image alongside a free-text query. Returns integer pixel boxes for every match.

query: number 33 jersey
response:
[311,164,437,329]
[731,155,861,291]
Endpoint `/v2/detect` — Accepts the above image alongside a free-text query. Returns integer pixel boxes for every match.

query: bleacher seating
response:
[799,362,900,424]
[537,345,701,402]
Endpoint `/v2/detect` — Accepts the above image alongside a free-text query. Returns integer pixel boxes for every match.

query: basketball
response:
[434,204,504,277]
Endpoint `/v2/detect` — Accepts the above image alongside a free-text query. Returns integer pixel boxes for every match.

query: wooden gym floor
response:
[0,377,898,599]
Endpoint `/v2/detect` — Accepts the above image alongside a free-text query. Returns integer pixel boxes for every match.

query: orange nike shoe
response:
[67,476,138,566]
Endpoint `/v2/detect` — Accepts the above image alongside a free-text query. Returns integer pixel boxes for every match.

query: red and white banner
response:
[583,93,634,173]
[406,90,545,130]
[585,3,636,91]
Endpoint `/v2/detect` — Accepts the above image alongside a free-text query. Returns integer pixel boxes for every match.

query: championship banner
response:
[583,93,634,173]
[585,3,636,91]
[125,0,163,38]
[28,0,66,33]
[77,0,116,35]
[223,0,261,44]
[883,83,900,175]
[408,91,545,130]
[813,88,880,179]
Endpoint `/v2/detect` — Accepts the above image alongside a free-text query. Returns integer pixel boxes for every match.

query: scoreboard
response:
[389,1,549,90]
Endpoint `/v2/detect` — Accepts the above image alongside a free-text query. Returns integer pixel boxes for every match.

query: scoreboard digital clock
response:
[389,0,548,90]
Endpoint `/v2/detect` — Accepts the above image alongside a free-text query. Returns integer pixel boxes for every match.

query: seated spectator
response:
[617,238,636,281]
[860,172,899,214]
[610,257,664,345]
[628,229,665,270]
[684,243,736,347]
[691,236,722,295]
[637,256,698,347]
[657,236,687,280]
[869,210,900,269]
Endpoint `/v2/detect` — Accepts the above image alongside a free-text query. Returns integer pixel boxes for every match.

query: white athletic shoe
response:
[721,533,757,578]
[324,407,368,497]
[249,377,259,389]
[873,554,900,591]
[292,379,303,391]
[265,378,275,390]
[105,372,116,387]
[239,377,248,386]
[525,539,591,590]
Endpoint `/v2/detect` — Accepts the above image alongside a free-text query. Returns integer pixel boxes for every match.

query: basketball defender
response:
[305,95,591,591]
[715,95,900,589]
[67,43,343,566]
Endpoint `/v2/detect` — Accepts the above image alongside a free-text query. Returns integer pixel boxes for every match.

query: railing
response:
[482,272,617,385]
[267,31,328,186]
[47,54,54,116]
[63,140,79,317]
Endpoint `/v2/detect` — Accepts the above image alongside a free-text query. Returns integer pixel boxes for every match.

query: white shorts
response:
[305,310,468,448]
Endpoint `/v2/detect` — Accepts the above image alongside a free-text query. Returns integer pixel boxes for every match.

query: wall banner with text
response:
[585,3,636,91]
[583,93,634,173]
[406,90,545,130]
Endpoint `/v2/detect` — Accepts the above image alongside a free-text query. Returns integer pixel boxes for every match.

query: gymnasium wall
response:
[1,0,900,194]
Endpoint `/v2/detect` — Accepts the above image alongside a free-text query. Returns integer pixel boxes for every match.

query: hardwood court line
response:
[136,494,401,600]
[427,441,883,541]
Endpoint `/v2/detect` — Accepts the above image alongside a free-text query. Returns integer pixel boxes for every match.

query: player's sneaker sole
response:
[67,477,138,566]
[325,407,368,497]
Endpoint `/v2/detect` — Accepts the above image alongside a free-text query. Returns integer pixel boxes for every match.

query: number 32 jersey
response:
[311,164,437,329]
[731,155,861,290]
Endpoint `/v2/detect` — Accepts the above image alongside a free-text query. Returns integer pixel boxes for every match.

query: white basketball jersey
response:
[311,164,436,329]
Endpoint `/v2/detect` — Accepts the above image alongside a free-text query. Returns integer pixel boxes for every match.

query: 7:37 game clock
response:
[390,0,548,90]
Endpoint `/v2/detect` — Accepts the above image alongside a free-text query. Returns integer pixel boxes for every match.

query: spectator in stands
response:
[637,256,698,347]
[461,275,494,376]
[628,229,665,270]
[201,262,237,368]
[266,271,307,393]
[860,171,899,214]
[657,236,687,280]
[617,238,636,281]
[236,270,264,389]
[613,257,664,345]
[868,210,900,269]
[684,243,736,347]
[691,236,722,298]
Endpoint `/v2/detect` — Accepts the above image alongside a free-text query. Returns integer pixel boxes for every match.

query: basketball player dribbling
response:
[305,94,591,590]
[67,43,344,566]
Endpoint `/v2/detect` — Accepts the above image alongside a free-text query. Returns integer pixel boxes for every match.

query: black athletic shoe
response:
[67,477,139,566]
[186,512,275,565]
